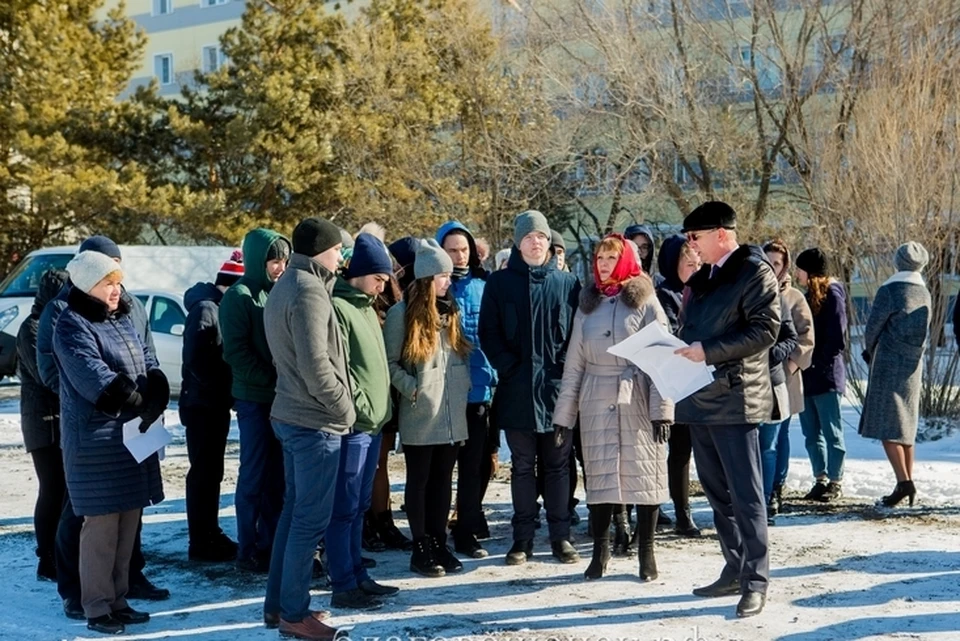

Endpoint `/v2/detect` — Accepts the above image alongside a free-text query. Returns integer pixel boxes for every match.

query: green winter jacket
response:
[332,278,392,434]
[219,228,289,404]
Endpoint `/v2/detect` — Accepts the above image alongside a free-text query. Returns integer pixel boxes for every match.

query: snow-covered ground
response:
[0,384,959,641]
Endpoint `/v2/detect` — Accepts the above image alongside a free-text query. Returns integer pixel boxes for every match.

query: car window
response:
[150,296,186,335]
[0,253,73,297]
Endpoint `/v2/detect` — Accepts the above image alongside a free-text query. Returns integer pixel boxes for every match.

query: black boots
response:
[506,539,534,566]
[430,535,463,573]
[374,510,413,551]
[410,537,445,578]
[584,508,611,580]
[881,480,916,507]
[362,512,386,552]
[612,509,633,557]
[636,504,659,581]
[673,507,701,538]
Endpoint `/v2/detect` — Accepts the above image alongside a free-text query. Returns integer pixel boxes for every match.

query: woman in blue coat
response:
[54,251,169,635]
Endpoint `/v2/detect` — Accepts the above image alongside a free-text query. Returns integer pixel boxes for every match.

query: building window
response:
[153,0,173,15]
[154,54,174,85]
[202,45,225,73]
[201,0,228,7]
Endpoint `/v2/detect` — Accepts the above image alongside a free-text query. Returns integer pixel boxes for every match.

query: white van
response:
[0,245,236,393]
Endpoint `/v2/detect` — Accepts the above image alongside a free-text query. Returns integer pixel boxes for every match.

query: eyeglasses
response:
[685,228,720,243]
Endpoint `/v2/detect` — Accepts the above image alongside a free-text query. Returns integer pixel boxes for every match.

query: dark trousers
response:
[456,403,492,535]
[507,430,572,542]
[689,423,769,595]
[182,405,231,544]
[535,425,582,515]
[667,423,693,513]
[80,509,140,618]
[234,399,284,561]
[403,443,459,542]
[56,493,147,602]
[30,445,66,562]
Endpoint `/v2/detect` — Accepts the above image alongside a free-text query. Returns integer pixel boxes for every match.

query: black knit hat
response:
[681,201,737,233]
[292,218,341,256]
[796,248,828,277]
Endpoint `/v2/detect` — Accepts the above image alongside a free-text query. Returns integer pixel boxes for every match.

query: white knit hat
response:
[67,251,123,294]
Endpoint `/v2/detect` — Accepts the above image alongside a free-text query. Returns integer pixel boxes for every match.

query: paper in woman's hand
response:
[607,322,715,402]
[123,415,171,463]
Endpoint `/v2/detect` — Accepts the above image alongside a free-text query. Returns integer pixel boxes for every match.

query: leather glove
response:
[653,420,672,444]
[862,350,871,365]
[553,424,568,448]
[139,369,170,432]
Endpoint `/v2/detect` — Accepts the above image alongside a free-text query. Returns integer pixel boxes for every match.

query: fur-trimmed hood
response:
[580,273,656,314]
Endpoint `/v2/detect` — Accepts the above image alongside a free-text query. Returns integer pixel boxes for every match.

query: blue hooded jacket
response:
[436,221,497,404]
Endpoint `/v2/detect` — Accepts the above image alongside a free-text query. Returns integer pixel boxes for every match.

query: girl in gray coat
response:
[859,242,931,507]
[554,234,673,582]
[384,239,472,578]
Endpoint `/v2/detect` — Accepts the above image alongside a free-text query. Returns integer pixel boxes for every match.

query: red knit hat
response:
[216,249,244,287]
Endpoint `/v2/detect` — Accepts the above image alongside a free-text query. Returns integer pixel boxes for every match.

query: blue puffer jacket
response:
[54,288,164,517]
[436,221,497,404]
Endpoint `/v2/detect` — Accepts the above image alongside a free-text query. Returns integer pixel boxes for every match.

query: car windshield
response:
[0,253,73,297]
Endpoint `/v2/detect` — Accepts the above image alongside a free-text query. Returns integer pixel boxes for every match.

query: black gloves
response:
[862,350,871,365]
[138,369,170,432]
[553,424,568,448]
[653,420,672,444]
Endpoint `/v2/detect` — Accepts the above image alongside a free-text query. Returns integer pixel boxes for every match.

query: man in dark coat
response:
[179,251,244,562]
[479,210,581,566]
[34,235,168,619]
[674,201,780,618]
[17,268,69,581]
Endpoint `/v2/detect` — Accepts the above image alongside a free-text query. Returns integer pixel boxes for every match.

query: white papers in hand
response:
[123,416,171,464]
[606,322,715,402]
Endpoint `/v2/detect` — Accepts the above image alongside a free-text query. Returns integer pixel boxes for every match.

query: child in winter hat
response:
[414,239,454,279]
[67,251,124,294]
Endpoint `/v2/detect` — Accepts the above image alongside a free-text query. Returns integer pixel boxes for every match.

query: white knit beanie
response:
[67,251,123,294]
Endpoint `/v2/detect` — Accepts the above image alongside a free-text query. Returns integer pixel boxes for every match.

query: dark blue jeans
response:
[774,416,792,489]
[264,421,341,622]
[326,431,381,593]
[758,422,781,502]
[799,393,846,482]
[234,400,284,561]
[506,430,572,543]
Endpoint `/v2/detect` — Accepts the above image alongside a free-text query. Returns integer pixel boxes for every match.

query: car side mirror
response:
[169,324,185,337]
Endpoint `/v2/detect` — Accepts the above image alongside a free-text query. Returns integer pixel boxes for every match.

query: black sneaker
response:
[127,577,170,601]
[87,614,124,635]
[803,480,829,501]
[821,482,843,502]
[63,597,85,621]
[112,606,150,625]
[551,539,580,564]
[359,579,399,597]
[505,539,533,566]
[330,588,383,610]
[430,536,463,573]
[453,529,488,559]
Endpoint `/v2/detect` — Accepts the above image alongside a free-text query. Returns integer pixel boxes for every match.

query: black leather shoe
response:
[505,539,533,566]
[359,579,399,597]
[551,539,580,564]
[127,577,170,601]
[736,591,766,617]
[87,614,124,635]
[692,577,740,597]
[112,607,150,624]
[63,597,85,621]
[330,588,383,610]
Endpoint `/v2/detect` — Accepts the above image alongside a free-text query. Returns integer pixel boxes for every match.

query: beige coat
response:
[553,276,673,506]
[781,278,815,415]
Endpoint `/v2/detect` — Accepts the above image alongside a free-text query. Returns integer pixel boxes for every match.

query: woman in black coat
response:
[16,268,69,580]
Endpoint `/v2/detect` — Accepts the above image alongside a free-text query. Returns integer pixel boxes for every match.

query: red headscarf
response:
[593,233,642,297]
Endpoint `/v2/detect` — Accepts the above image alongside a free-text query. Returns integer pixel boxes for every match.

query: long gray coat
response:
[781,277,815,415]
[384,300,470,446]
[859,272,931,444]
[553,276,673,506]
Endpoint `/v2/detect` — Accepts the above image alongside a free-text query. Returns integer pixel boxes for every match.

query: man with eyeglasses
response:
[672,201,780,619]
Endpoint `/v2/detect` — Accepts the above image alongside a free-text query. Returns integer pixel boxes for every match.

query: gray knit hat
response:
[67,250,123,294]
[895,241,929,272]
[514,210,551,248]
[414,238,453,279]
